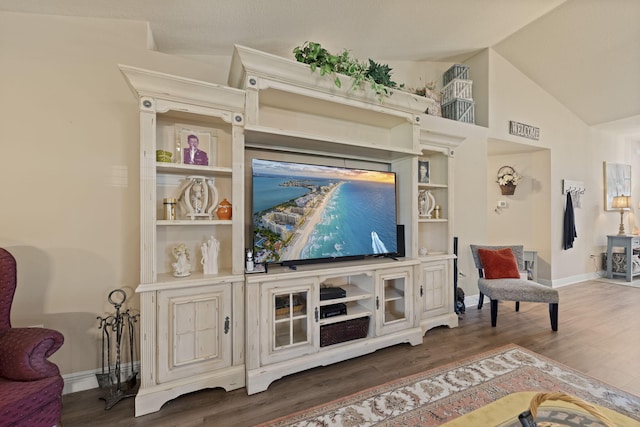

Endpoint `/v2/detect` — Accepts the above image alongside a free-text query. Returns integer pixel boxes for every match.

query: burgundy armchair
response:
[0,248,64,427]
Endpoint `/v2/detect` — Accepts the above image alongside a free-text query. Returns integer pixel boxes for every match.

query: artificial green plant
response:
[293,41,403,98]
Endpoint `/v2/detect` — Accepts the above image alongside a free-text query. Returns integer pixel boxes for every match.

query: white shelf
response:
[275,314,308,324]
[418,183,448,189]
[417,252,451,259]
[418,112,487,151]
[319,305,372,326]
[418,218,448,223]
[383,288,404,301]
[275,334,308,349]
[136,271,243,293]
[319,286,371,305]
[229,44,434,117]
[245,125,421,162]
[157,219,232,226]
[156,162,233,175]
[384,312,406,323]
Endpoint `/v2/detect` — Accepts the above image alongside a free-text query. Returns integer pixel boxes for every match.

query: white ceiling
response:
[1,0,639,128]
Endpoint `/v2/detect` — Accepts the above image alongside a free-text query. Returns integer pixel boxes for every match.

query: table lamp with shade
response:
[612,195,631,235]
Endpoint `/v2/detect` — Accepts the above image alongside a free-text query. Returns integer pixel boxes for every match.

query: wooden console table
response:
[606,235,640,282]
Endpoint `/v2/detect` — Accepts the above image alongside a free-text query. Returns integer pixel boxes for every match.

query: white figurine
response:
[426,191,436,218]
[201,236,220,275]
[172,244,191,277]
[190,180,205,214]
[419,190,428,216]
[177,176,219,220]
[418,190,436,218]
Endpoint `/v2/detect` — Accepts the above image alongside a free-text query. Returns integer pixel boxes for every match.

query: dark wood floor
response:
[61,280,640,426]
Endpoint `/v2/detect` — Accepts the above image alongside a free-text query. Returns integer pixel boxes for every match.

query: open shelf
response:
[383,287,404,301]
[157,219,232,226]
[319,305,372,326]
[245,126,421,162]
[318,286,371,305]
[156,162,233,176]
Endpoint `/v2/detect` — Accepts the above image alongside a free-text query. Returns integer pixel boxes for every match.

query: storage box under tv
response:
[320,317,370,347]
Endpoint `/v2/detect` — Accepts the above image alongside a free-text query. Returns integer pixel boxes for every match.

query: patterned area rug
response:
[257,344,640,427]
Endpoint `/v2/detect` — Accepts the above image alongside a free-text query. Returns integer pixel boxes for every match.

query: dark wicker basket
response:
[320,317,369,347]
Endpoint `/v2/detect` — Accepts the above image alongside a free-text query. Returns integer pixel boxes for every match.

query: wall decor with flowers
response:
[497,165,522,195]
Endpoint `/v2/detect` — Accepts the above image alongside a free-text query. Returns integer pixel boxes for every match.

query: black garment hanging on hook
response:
[563,192,577,250]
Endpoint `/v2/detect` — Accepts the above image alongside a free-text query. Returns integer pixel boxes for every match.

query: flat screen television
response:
[251,158,399,266]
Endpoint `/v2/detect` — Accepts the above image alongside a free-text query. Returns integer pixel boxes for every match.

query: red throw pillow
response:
[477,247,520,279]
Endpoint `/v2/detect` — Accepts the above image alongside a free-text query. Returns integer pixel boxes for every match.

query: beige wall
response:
[463,49,638,286]
[590,126,640,247]
[464,50,489,128]
[451,129,488,293]
[3,11,639,384]
[0,12,230,376]
[452,48,640,294]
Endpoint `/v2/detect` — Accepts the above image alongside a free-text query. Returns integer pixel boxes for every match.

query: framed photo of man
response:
[418,160,430,184]
[177,127,216,166]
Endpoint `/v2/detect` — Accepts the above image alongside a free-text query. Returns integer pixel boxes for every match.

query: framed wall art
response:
[177,126,216,166]
[604,162,631,211]
[418,160,430,184]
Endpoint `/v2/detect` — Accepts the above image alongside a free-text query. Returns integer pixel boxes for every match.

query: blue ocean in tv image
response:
[252,159,397,264]
[252,176,312,212]
[301,181,397,259]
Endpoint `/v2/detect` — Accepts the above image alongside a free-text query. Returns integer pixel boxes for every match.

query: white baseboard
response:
[62,362,139,395]
[464,294,484,309]
[550,271,602,288]
[462,271,604,310]
[62,369,99,394]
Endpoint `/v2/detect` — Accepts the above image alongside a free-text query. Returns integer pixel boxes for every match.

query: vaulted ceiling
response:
[2,0,639,132]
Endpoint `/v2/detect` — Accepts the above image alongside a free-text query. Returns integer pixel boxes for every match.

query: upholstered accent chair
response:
[0,248,65,427]
[470,244,559,331]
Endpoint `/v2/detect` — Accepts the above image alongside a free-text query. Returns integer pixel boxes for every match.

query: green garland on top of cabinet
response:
[293,41,404,98]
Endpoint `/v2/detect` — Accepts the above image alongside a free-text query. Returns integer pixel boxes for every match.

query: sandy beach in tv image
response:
[252,159,397,264]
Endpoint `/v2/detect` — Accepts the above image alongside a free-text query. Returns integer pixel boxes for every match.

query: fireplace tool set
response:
[96,289,140,409]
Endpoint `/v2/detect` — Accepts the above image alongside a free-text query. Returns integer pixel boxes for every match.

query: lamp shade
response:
[612,195,631,209]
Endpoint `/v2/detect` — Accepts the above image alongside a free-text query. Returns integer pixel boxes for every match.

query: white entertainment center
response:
[120,45,478,416]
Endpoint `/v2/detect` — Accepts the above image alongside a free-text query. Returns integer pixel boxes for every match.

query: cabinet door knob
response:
[376,296,380,310]
[224,316,230,334]
[420,285,424,297]
[314,307,319,322]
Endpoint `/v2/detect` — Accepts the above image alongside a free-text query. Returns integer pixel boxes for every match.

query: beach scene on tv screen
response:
[252,159,398,264]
